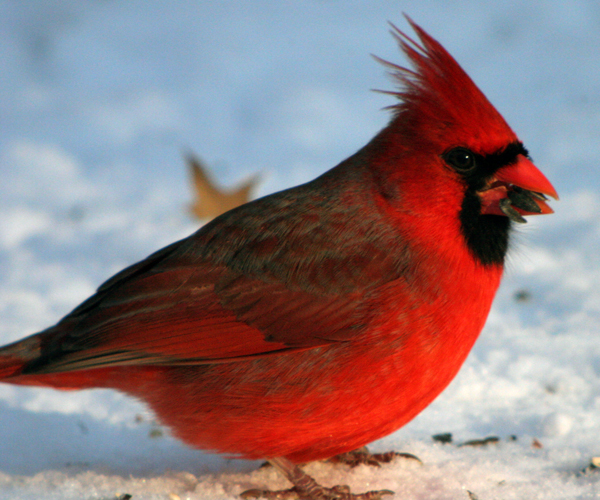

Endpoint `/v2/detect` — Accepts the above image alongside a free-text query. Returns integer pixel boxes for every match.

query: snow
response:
[1,1,599,498]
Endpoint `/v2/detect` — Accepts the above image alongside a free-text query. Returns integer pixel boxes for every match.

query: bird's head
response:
[370,17,558,266]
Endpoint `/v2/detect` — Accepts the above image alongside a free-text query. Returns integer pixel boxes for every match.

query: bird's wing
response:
[25,165,410,374]
[26,242,372,373]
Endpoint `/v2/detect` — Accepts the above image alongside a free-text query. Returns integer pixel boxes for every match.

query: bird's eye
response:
[443,147,476,172]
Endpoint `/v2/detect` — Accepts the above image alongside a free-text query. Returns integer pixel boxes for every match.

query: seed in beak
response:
[499,198,527,224]
[507,186,542,214]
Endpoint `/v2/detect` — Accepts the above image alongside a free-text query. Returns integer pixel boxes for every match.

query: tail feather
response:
[0,358,25,379]
[0,330,157,390]
[0,334,42,380]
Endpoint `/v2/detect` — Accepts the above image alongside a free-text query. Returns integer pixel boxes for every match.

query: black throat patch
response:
[457,142,529,266]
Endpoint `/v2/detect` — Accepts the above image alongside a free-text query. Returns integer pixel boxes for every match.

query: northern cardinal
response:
[0,18,557,500]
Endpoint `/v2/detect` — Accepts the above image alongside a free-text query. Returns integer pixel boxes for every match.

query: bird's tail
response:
[0,334,41,380]
[0,329,155,391]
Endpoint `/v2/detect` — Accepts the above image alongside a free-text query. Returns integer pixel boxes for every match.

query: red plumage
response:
[0,18,557,498]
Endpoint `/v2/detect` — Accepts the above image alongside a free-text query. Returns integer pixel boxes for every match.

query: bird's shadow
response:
[0,389,261,477]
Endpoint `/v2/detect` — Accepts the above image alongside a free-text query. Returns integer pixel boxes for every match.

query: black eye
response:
[443,147,476,172]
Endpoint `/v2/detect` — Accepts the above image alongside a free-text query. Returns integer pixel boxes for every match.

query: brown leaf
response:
[187,154,259,220]
[532,438,543,449]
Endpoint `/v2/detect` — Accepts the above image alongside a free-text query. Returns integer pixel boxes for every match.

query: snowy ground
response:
[0,1,599,499]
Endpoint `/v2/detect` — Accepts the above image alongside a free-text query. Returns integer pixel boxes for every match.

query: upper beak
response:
[478,155,558,223]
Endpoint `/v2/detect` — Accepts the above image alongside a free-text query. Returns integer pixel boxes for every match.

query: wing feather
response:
[26,158,412,374]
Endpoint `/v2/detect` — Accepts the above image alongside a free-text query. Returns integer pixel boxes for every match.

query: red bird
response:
[0,19,557,500]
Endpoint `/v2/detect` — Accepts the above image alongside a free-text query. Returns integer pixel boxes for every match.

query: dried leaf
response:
[532,438,543,449]
[460,436,499,447]
[187,154,259,220]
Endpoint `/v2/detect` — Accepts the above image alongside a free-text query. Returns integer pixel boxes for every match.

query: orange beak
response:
[478,155,558,223]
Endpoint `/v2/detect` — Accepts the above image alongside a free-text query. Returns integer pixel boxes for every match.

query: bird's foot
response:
[328,446,421,468]
[241,457,394,500]
[241,484,393,500]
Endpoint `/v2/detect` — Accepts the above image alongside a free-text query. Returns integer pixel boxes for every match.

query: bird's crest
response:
[377,16,517,149]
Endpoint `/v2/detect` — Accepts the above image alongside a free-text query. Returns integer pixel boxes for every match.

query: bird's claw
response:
[329,447,421,468]
[244,456,397,500]
[240,485,394,500]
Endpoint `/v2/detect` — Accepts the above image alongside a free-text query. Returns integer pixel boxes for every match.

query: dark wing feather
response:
[25,154,412,374]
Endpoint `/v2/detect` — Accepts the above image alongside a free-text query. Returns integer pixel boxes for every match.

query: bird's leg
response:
[240,456,394,500]
[328,446,421,468]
